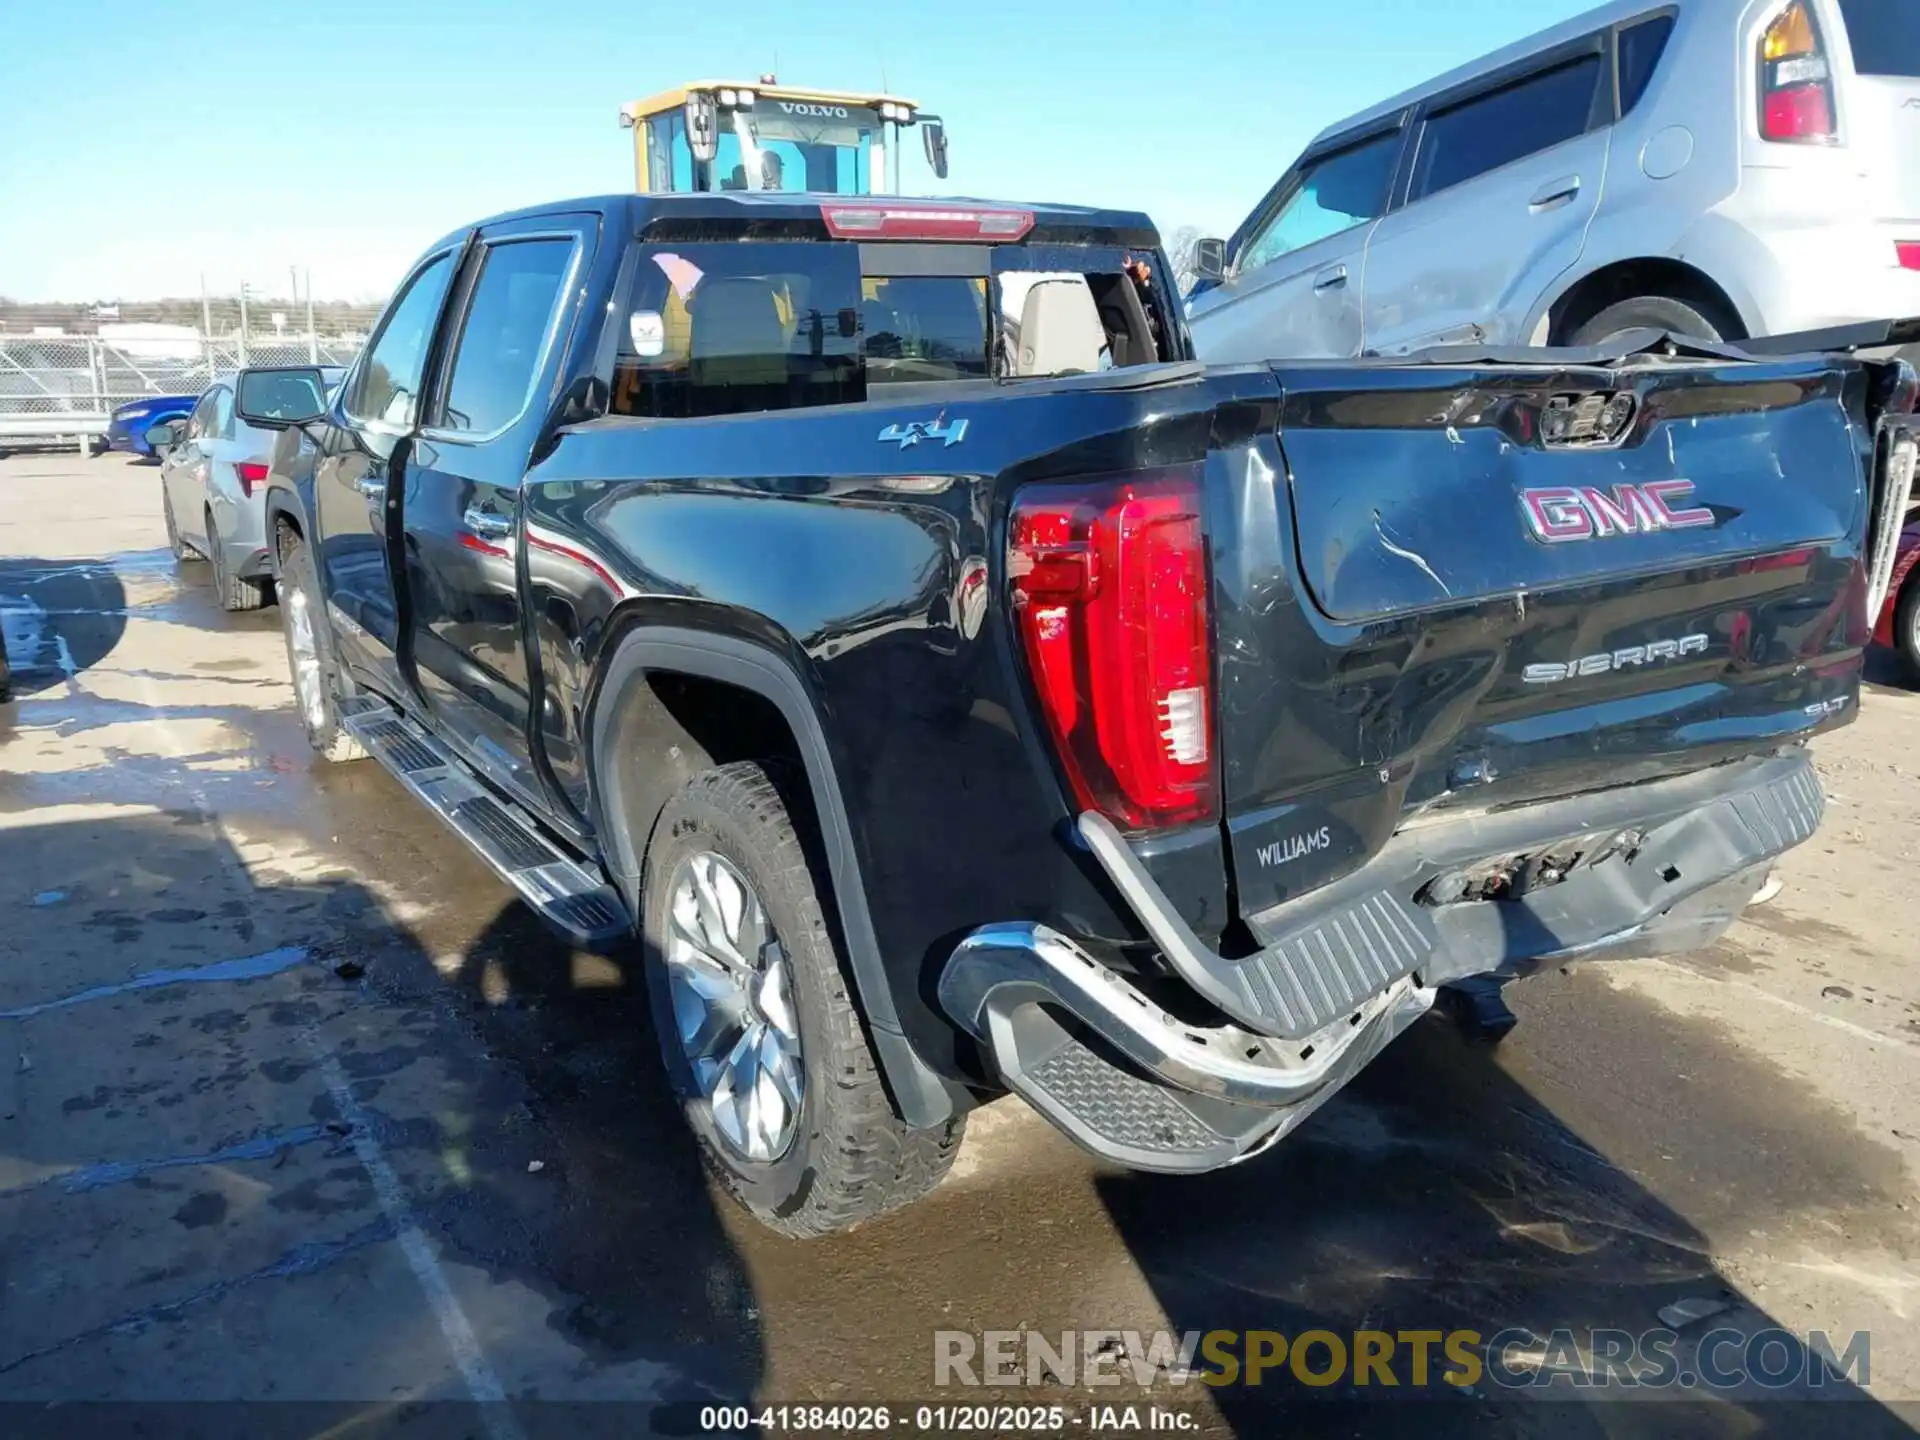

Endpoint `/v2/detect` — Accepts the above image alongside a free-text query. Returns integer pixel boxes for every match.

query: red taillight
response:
[822,204,1034,242]
[1764,84,1835,140]
[235,461,269,497]
[1759,1,1836,143]
[1897,243,1920,272]
[1009,467,1216,833]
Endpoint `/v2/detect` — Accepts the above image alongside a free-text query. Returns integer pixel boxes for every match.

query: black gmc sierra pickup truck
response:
[242,190,1917,1236]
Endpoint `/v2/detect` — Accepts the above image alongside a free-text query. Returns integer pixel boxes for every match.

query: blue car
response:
[105,393,199,458]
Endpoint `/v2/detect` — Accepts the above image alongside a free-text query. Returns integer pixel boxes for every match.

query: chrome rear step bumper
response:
[940,924,1435,1172]
[939,749,1823,1173]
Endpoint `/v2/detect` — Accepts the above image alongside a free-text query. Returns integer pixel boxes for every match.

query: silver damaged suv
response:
[1188,0,1920,358]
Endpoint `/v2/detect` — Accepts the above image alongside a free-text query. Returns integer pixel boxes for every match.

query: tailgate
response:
[1216,352,1876,916]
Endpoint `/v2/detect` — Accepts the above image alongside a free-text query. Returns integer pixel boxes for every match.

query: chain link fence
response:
[0,293,386,451]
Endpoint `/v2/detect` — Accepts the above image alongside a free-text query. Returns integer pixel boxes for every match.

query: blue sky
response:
[0,0,1596,301]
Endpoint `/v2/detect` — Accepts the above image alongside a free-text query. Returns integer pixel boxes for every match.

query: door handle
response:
[353,475,386,499]
[1313,265,1349,292]
[1529,176,1582,211]
[463,508,513,540]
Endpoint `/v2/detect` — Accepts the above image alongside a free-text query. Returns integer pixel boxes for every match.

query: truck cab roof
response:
[424,193,1162,253]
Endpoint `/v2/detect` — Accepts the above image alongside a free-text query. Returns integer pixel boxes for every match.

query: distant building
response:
[97,322,203,361]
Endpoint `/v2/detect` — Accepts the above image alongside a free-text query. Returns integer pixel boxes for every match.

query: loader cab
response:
[619,78,950,196]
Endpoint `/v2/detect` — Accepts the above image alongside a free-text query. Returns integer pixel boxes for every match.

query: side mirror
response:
[234,366,328,430]
[684,92,719,165]
[920,118,949,180]
[145,421,184,452]
[1192,237,1229,283]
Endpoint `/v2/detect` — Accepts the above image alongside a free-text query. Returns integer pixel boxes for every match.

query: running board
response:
[339,697,630,950]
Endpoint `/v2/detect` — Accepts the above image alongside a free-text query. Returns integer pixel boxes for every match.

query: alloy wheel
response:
[284,587,328,733]
[664,851,804,1162]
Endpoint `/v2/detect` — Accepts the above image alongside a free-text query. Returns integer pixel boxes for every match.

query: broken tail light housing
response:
[1759,1,1836,143]
[1009,466,1217,832]
[234,461,269,497]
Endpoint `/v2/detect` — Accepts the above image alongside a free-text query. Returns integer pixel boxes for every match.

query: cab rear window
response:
[1838,0,1920,77]
[609,241,1170,420]
[611,243,864,419]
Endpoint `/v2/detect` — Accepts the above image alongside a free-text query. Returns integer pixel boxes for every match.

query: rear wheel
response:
[207,507,269,612]
[1569,295,1729,348]
[1896,576,1920,684]
[277,529,366,763]
[640,761,962,1237]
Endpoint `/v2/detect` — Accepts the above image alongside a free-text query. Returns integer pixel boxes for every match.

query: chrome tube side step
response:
[339,698,630,950]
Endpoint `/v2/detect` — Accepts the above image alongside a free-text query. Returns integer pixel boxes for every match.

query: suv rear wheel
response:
[1569,295,1727,348]
[640,762,962,1237]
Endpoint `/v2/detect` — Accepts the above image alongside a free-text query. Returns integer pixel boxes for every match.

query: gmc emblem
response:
[1520,481,1716,543]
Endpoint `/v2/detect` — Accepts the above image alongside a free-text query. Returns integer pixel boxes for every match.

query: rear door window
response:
[1837,0,1920,76]
[1617,14,1676,113]
[1411,54,1607,201]
[185,390,218,440]
[1237,131,1401,275]
[437,237,578,435]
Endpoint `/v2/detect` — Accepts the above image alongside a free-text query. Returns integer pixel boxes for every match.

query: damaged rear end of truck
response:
[941,333,1919,1173]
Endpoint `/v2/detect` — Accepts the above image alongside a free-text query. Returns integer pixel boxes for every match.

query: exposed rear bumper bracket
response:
[1080,749,1823,1040]
[938,750,1823,1172]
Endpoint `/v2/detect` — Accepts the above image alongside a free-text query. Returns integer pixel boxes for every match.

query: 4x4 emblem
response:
[879,417,967,449]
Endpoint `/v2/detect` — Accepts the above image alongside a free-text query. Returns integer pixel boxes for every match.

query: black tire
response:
[276,529,366,763]
[163,491,203,563]
[1896,576,1920,685]
[640,761,962,1237]
[208,508,269,612]
[1569,294,1730,348]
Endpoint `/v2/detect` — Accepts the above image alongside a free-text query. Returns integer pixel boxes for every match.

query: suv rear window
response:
[1411,54,1607,201]
[1837,0,1920,77]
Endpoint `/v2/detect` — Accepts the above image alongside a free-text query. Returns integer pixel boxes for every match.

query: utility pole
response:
[238,282,250,367]
[306,268,318,362]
